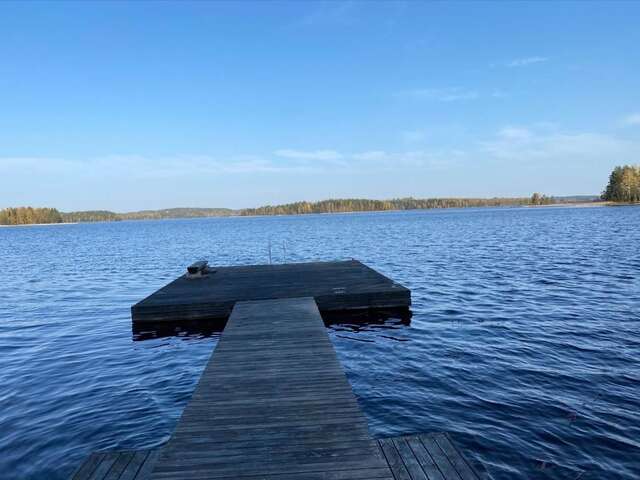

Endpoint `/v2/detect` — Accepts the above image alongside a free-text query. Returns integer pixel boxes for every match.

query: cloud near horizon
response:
[3,124,635,180]
[481,125,639,166]
[2,125,637,210]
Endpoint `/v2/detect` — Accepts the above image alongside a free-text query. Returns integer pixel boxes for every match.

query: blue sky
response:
[1,1,639,211]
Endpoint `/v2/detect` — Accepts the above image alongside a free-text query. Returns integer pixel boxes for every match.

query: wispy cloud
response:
[481,125,638,165]
[396,87,479,102]
[0,148,460,184]
[274,149,344,161]
[0,155,320,179]
[507,56,548,67]
[4,125,634,199]
[274,148,460,170]
[622,113,640,126]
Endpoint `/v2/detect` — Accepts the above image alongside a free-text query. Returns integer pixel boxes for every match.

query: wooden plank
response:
[433,433,480,480]
[135,450,160,480]
[405,435,446,480]
[376,433,481,480]
[103,452,134,480]
[88,452,119,480]
[71,452,105,480]
[419,435,462,480]
[70,450,159,480]
[149,297,392,479]
[377,438,411,480]
[118,450,151,480]
[132,260,410,323]
[392,436,429,480]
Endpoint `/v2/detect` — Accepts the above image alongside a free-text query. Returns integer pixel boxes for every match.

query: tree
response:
[602,165,640,202]
[0,207,63,225]
[530,193,554,206]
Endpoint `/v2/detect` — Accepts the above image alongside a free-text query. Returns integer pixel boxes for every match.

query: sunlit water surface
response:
[1,207,639,479]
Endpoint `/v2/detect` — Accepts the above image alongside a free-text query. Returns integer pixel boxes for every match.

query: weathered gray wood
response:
[135,450,160,480]
[406,435,446,480]
[103,452,134,480]
[150,297,392,479]
[70,450,159,480]
[132,260,410,323]
[377,438,411,480]
[88,452,119,480]
[393,436,430,480]
[421,434,466,480]
[72,452,105,480]
[433,433,482,480]
[70,433,481,480]
[118,450,153,480]
[378,433,481,480]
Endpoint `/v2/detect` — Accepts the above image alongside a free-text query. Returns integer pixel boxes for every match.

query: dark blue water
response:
[1,206,639,479]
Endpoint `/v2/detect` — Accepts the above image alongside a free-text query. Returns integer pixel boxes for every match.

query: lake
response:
[1,206,639,479]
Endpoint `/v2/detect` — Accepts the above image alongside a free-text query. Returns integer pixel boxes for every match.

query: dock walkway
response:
[151,296,392,479]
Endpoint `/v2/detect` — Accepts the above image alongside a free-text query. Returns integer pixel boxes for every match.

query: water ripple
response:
[1,206,639,479]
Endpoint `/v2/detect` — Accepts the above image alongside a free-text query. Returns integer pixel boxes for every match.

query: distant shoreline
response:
[0,201,640,227]
[527,201,610,208]
[0,222,78,228]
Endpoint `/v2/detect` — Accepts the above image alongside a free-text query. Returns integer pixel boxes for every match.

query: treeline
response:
[601,165,640,202]
[240,195,556,216]
[119,208,233,220]
[63,208,233,223]
[2,193,590,225]
[62,210,121,222]
[0,207,63,225]
[1,207,234,225]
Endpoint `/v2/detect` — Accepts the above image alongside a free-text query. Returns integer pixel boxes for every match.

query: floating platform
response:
[131,260,411,323]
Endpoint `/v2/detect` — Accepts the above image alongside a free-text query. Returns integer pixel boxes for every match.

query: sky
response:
[1,1,639,211]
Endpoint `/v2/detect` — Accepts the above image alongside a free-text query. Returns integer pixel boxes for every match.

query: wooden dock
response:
[131,260,410,323]
[69,260,486,479]
[71,433,482,480]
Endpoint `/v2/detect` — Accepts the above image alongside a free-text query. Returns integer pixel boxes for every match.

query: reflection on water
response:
[324,308,412,343]
[322,307,412,329]
[132,307,411,341]
[132,319,226,341]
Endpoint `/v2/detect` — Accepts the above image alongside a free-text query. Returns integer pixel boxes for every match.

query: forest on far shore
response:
[0,193,574,225]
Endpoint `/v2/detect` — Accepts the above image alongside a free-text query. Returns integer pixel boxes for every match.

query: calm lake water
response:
[1,206,639,479]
